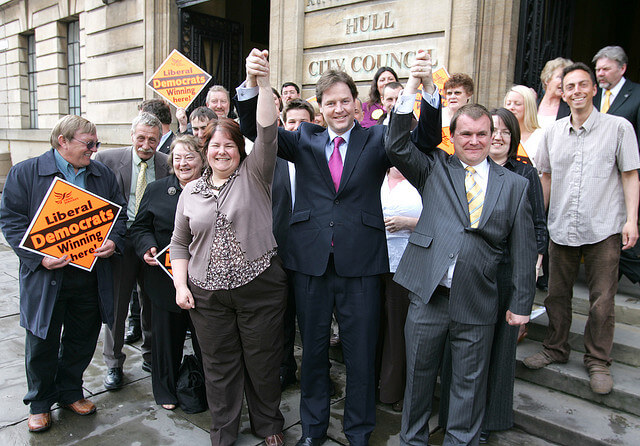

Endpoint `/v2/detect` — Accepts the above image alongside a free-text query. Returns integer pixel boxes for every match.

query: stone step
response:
[515,340,640,417]
[533,273,640,327]
[513,379,640,446]
[526,311,640,367]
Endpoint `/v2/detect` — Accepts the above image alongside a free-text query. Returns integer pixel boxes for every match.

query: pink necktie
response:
[329,136,344,191]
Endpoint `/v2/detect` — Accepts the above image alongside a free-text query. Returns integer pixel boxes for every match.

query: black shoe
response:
[124,325,141,344]
[479,430,491,444]
[142,361,152,373]
[295,436,327,446]
[280,369,297,391]
[104,367,124,390]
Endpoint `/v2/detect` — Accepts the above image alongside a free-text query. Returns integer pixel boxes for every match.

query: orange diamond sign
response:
[147,49,211,109]
[19,177,122,271]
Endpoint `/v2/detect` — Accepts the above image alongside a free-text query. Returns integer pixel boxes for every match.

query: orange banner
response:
[147,50,211,109]
[19,177,122,271]
[438,126,455,154]
[153,245,173,279]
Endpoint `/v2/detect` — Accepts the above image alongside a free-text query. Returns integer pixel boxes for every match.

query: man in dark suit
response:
[274,99,316,391]
[94,112,169,390]
[236,49,441,446]
[592,46,640,143]
[0,115,127,432]
[387,50,537,445]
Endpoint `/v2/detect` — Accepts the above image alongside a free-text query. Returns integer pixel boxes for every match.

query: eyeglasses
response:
[493,129,511,137]
[73,138,101,150]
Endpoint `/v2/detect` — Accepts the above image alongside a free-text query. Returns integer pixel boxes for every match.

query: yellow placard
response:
[438,126,455,154]
[413,67,450,118]
[19,177,122,271]
[153,245,173,279]
[147,50,212,109]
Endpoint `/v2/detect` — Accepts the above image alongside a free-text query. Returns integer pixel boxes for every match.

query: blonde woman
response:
[537,57,573,127]
[504,85,544,164]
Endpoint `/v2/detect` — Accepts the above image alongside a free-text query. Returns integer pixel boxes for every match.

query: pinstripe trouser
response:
[401,290,494,446]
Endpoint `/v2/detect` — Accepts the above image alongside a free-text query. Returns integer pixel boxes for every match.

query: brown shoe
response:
[265,432,284,446]
[28,412,51,432]
[63,398,96,415]
[588,364,613,395]
[522,350,556,369]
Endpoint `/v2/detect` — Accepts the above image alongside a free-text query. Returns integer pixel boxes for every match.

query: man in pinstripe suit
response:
[386,51,537,445]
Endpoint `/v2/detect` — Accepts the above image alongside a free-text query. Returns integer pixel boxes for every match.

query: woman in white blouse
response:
[377,167,422,412]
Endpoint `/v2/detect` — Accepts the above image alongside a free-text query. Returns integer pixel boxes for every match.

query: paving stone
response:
[513,380,640,446]
[0,314,24,342]
[0,382,211,445]
[0,361,29,427]
[516,340,640,417]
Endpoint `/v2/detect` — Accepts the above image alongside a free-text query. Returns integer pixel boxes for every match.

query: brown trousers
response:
[189,257,287,446]
[543,234,620,367]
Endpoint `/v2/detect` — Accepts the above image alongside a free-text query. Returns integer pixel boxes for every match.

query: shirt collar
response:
[607,77,626,97]
[159,130,172,147]
[459,157,489,179]
[132,148,153,166]
[53,148,87,176]
[566,106,599,134]
[327,123,355,146]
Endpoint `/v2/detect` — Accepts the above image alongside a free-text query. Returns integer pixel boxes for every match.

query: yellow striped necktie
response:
[602,90,611,114]
[465,166,484,228]
[134,161,148,216]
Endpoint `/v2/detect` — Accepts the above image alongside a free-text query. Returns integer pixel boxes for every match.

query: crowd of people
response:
[1,43,639,446]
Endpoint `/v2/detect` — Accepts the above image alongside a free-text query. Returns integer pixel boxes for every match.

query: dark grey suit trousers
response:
[401,290,494,446]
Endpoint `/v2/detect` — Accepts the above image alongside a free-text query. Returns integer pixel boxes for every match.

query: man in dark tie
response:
[94,112,170,390]
[235,48,441,446]
[386,50,537,445]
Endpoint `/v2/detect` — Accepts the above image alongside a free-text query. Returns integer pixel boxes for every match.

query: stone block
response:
[86,74,145,102]
[4,61,22,78]
[302,34,445,86]
[37,98,67,115]
[32,3,62,29]
[36,52,66,72]
[304,0,447,48]
[85,47,145,80]
[36,35,65,56]
[37,67,67,86]
[3,19,22,37]
[38,83,67,100]
[85,21,144,58]
[4,47,23,64]
[85,0,144,34]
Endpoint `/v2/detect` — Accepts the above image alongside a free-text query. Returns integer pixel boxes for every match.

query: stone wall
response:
[0,0,178,166]
[269,0,520,108]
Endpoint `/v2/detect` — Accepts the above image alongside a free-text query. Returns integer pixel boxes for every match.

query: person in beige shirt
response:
[170,49,286,446]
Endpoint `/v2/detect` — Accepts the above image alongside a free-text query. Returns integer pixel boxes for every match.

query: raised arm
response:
[407,50,442,152]
[244,49,279,184]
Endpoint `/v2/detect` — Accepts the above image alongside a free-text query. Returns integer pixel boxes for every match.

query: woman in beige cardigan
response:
[170,49,286,446]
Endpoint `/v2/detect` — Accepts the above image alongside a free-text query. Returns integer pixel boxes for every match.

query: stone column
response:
[269,0,305,93]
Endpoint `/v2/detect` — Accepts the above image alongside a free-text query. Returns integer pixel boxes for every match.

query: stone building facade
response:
[0,0,636,168]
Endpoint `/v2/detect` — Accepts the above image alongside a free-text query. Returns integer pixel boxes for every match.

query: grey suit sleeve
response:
[507,182,537,316]
[385,111,433,191]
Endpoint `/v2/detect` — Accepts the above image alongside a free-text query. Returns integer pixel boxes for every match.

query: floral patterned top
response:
[187,171,276,290]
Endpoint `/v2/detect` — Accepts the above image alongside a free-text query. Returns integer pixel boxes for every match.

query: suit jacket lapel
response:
[311,130,336,192]
[338,125,366,194]
[608,82,634,115]
[120,148,133,204]
[446,156,469,218]
[478,160,504,228]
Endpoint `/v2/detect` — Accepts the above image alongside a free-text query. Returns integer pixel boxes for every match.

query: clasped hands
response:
[245,48,271,89]
[405,50,436,96]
